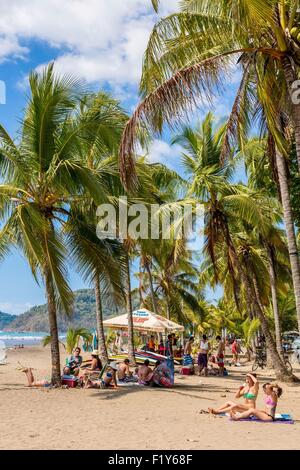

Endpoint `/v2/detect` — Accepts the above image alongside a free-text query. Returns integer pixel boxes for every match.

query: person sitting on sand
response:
[63,347,83,376]
[152,360,173,388]
[117,358,137,383]
[83,363,118,389]
[81,350,103,372]
[118,358,130,380]
[208,373,259,414]
[138,359,153,385]
[231,382,283,422]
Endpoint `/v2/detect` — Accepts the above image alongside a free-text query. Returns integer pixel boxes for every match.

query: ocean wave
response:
[0,333,66,341]
[0,335,46,341]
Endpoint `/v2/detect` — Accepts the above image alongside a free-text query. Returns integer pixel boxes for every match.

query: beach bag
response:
[159,376,172,388]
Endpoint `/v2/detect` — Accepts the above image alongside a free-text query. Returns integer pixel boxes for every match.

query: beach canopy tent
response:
[103,308,184,333]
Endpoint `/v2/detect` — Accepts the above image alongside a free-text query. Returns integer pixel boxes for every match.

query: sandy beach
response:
[0,346,299,450]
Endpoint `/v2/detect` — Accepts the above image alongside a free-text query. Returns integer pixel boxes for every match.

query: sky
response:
[0,0,240,315]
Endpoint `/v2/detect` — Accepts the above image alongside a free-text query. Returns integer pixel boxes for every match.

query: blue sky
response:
[0,0,240,315]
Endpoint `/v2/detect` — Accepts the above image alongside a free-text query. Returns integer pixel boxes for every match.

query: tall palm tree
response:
[175,115,296,380]
[123,241,136,364]
[119,0,300,331]
[68,93,128,364]
[235,232,296,381]
[0,65,119,384]
[149,238,205,323]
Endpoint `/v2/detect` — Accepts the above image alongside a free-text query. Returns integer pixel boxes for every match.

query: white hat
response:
[108,362,118,371]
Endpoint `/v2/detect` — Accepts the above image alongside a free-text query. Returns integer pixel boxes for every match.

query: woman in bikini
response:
[83,363,118,389]
[208,373,259,414]
[230,382,282,421]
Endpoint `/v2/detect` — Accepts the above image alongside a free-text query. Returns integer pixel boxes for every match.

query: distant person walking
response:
[198,334,210,376]
[231,338,240,366]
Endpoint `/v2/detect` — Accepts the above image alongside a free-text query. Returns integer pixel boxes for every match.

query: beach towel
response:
[182,354,193,366]
[226,413,294,424]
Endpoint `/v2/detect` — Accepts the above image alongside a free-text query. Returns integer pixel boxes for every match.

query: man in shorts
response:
[63,347,83,376]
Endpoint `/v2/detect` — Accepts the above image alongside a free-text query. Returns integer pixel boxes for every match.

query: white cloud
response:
[0,35,28,63]
[147,139,182,171]
[0,0,179,92]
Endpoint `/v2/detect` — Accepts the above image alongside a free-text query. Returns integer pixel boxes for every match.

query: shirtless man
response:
[138,359,153,385]
[216,335,225,376]
[182,336,194,369]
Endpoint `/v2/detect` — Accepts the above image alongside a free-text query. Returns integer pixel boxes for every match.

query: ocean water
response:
[0,331,65,347]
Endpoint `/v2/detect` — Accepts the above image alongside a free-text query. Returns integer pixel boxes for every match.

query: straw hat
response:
[91,349,99,356]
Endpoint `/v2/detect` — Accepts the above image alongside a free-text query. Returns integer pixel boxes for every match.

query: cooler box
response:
[181,366,194,376]
[62,375,79,388]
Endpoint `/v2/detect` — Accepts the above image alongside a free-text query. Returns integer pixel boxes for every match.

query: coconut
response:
[291,26,299,39]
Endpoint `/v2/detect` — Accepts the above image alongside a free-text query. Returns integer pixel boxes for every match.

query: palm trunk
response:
[275,148,300,331]
[282,56,300,172]
[244,279,257,356]
[44,266,61,386]
[138,258,144,307]
[250,272,296,382]
[94,274,108,364]
[125,251,136,365]
[166,300,171,320]
[145,261,158,314]
[266,246,284,358]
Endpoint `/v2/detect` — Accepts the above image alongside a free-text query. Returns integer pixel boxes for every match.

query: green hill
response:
[5,289,127,332]
[0,311,17,330]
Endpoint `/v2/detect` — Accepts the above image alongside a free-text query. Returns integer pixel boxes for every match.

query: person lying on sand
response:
[63,347,83,376]
[18,365,52,388]
[138,359,153,385]
[208,373,258,414]
[230,382,282,422]
[83,363,118,389]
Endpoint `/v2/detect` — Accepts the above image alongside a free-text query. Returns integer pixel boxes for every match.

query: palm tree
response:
[67,93,128,364]
[174,115,296,380]
[123,241,136,364]
[43,327,92,354]
[123,0,300,171]
[236,232,296,381]
[0,65,120,385]
[148,236,204,322]
[119,0,300,331]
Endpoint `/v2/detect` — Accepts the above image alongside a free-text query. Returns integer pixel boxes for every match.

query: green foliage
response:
[65,328,92,354]
[0,311,17,329]
[7,289,125,332]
